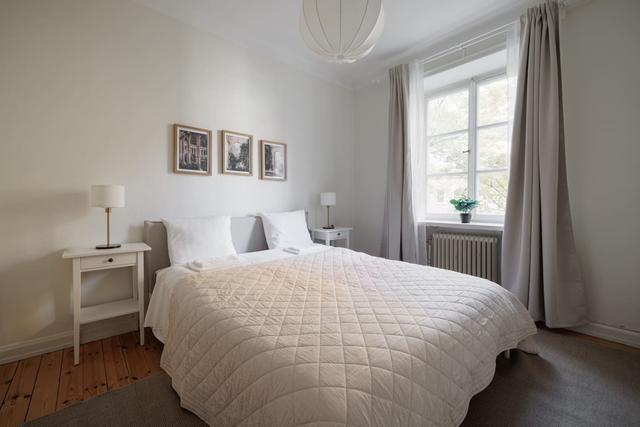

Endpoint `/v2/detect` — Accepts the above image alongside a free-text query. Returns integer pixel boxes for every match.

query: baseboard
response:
[571,322,640,349]
[0,314,139,364]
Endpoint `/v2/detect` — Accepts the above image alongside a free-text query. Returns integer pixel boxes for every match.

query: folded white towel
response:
[186,255,242,272]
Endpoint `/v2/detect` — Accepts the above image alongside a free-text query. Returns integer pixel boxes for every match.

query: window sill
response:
[420,219,503,232]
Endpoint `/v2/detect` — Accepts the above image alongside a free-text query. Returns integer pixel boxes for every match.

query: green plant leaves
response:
[449,196,479,213]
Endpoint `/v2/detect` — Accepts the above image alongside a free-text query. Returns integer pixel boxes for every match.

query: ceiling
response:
[135,0,533,88]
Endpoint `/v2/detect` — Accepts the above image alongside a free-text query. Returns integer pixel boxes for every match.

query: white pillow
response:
[162,216,236,266]
[259,210,313,249]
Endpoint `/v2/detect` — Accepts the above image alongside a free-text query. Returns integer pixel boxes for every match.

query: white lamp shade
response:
[91,185,125,208]
[320,192,336,207]
[300,0,384,64]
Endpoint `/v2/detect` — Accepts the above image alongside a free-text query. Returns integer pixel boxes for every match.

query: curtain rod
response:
[418,0,582,67]
[362,0,585,88]
[419,23,513,66]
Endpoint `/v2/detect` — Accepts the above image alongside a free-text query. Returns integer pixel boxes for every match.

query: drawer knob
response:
[108,258,114,263]
[337,233,341,236]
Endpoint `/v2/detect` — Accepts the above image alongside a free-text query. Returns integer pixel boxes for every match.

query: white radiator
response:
[430,233,500,283]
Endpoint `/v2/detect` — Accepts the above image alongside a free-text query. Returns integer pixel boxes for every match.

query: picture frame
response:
[173,124,212,175]
[220,130,253,176]
[260,140,287,181]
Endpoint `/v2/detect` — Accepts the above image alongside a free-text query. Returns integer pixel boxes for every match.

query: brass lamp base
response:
[96,207,120,250]
[96,243,121,250]
[322,206,335,230]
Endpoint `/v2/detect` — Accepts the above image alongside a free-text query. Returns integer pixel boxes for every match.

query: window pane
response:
[477,171,508,215]
[478,77,508,126]
[427,132,468,173]
[427,89,469,135]
[426,174,468,214]
[478,125,509,170]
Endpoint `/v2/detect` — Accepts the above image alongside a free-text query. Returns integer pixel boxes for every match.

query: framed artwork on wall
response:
[260,140,287,181]
[220,130,253,176]
[173,124,212,175]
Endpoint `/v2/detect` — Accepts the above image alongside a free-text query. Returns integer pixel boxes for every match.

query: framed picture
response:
[220,130,253,176]
[260,140,287,181]
[173,124,212,175]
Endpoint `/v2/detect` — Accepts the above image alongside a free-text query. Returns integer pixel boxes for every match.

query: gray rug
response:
[462,329,640,427]
[25,373,205,427]
[26,329,640,427]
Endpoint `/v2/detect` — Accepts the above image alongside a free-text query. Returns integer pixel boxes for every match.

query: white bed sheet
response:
[144,244,329,343]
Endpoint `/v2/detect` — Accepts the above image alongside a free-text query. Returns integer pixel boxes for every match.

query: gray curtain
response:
[382,65,418,263]
[502,0,587,328]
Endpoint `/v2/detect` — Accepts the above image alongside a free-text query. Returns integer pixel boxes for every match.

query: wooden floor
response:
[0,329,163,427]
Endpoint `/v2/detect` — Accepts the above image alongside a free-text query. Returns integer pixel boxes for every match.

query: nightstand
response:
[62,242,151,365]
[311,227,352,249]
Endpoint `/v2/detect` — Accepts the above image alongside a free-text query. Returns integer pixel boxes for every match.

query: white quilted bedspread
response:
[161,248,536,427]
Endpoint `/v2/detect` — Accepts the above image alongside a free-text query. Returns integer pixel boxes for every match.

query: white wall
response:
[0,0,355,348]
[353,77,389,256]
[562,0,640,333]
[352,0,640,334]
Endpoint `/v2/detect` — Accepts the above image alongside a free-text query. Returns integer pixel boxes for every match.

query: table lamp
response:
[320,192,336,229]
[91,185,125,249]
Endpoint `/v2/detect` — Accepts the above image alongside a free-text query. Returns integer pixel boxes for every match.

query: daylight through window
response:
[425,72,509,221]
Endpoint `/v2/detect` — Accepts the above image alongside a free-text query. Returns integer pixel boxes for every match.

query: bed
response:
[143,217,536,427]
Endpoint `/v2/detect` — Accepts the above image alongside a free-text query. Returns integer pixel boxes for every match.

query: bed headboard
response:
[143,216,268,293]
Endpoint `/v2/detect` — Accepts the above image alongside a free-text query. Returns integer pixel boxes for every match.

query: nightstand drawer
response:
[80,253,137,270]
[328,230,346,239]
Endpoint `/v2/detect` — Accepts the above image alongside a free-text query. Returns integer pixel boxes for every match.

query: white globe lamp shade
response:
[300,0,384,64]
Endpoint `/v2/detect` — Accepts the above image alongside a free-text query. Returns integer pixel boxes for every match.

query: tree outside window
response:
[425,72,509,221]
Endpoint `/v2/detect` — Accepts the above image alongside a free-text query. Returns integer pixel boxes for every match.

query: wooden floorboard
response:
[140,334,163,375]
[0,329,163,425]
[25,351,62,422]
[55,348,83,411]
[0,362,18,405]
[0,355,41,427]
[120,332,151,381]
[102,336,130,391]
[81,341,108,400]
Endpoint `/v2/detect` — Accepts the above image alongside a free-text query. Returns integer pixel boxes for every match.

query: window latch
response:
[462,149,470,154]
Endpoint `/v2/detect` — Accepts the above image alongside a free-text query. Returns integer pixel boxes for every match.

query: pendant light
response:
[300,0,385,64]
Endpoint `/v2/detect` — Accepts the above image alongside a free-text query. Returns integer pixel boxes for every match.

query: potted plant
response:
[449,196,479,223]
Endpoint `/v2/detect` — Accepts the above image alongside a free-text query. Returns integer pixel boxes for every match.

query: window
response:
[425,71,509,221]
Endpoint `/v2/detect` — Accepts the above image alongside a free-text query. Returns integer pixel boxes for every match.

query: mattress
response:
[160,247,537,426]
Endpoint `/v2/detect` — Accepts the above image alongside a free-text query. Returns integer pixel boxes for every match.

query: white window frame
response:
[425,68,508,223]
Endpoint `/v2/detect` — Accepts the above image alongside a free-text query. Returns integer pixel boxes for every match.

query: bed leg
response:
[504,349,511,359]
